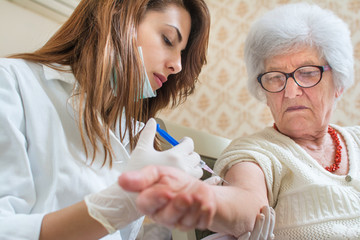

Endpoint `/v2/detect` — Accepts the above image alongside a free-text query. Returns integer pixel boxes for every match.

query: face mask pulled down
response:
[110,47,157,99]
[138,47,157,99]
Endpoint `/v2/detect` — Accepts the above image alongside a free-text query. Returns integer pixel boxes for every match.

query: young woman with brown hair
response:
[0,0,210,239]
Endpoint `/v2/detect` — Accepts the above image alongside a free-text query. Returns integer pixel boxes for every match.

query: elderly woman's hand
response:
[118,165,217,231]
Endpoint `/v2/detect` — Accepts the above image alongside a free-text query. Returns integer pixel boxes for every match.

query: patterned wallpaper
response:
[158,0,360,140]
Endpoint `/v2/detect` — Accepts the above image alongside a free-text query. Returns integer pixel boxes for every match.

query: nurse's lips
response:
[153,73,167,88]
[286,105,309,112]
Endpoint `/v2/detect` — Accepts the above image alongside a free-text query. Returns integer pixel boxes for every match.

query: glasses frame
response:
[257,65,332,93]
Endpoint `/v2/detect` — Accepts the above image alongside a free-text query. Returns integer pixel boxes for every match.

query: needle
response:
[156,123,229,185]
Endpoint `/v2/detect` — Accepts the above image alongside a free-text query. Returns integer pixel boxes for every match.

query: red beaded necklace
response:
[273,124,342,172]
[326,126,342,172]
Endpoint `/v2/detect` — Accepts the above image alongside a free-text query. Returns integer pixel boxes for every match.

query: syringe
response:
[156,123,228,184]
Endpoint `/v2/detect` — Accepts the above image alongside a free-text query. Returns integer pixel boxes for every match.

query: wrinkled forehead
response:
[264,45,325,69]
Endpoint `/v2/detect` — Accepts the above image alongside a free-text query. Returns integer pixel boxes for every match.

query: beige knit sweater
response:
[214,125,360,239]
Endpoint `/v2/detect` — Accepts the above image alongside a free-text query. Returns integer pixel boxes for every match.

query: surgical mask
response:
[110,47,157,99]
[138,47,157,99]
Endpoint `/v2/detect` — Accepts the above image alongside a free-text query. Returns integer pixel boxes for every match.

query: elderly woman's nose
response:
[284,77,302,98]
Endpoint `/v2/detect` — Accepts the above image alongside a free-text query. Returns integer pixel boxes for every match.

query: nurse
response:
[0,0,210,239]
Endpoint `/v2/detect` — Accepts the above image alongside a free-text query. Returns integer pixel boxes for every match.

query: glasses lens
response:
[261,72,286,92]
[294,66,321,87]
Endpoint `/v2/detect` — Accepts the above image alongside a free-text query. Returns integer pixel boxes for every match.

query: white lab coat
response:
[0,58,144,240]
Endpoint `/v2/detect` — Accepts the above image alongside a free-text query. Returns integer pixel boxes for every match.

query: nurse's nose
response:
[167,51,182,74]
[284,77,303,98]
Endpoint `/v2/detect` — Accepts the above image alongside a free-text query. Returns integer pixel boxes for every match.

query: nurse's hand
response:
[119,165,217,231]
[84,182,142,234]
[84,118,202,234]
[237,205,275,240]
[125,118,203,179]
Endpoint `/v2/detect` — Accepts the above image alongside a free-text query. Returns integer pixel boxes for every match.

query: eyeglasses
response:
[257,65,331,93]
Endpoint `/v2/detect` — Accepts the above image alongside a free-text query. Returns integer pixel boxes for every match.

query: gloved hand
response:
[238,205,275,240]
[85,118,203,233]
[125,118,203,179]
[84,182,142,234]
[201,206,275,240]
[204,176,223,185]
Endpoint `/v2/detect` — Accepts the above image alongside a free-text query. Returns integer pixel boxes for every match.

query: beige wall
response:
[159,0,360,139]
[1,0,360,140]
[0,1,61,57]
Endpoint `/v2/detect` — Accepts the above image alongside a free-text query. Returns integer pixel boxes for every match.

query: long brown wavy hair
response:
[10,0,210,167]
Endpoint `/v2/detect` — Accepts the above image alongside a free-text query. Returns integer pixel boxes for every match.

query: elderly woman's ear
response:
[335,88,344,98]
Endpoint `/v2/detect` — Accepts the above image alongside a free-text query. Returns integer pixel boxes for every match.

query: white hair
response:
[244,3,354,101]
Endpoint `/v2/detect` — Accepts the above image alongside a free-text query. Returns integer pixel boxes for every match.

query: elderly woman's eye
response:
[266,74,283,83]
[301,70,318,77]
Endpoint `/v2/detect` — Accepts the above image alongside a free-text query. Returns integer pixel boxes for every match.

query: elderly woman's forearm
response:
[208,161,269,236]
[208,186,267,237]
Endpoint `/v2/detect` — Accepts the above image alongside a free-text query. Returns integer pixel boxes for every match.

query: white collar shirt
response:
[0,58,144,240]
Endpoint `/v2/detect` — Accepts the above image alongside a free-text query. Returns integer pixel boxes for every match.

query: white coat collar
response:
[42,64,76,85]
[89,114,145,169]
[41,64,146,167]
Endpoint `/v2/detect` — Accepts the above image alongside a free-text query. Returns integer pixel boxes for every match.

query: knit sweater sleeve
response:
[214,127,291,207]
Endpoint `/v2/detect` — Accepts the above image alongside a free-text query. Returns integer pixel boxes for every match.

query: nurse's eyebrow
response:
[166,24,183,42]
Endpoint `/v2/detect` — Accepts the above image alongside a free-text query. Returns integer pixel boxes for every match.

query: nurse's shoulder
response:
[0,57,31,72]
[0,58,47,88]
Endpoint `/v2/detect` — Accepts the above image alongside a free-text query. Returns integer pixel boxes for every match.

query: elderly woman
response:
[214,2,360,238]
[118,3,360,239]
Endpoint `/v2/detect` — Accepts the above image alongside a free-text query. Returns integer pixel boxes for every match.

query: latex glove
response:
[201,206,275,240]
[84,182,142,234]
[238,205,275,240]
[125,118,203,179]
[85,118,203,233]
[204,176,223,185]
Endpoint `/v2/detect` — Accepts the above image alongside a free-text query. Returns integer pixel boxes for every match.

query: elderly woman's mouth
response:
[286,106,309,111]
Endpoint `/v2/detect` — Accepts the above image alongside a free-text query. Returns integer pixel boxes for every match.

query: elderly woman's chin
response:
[276,117,317,135]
